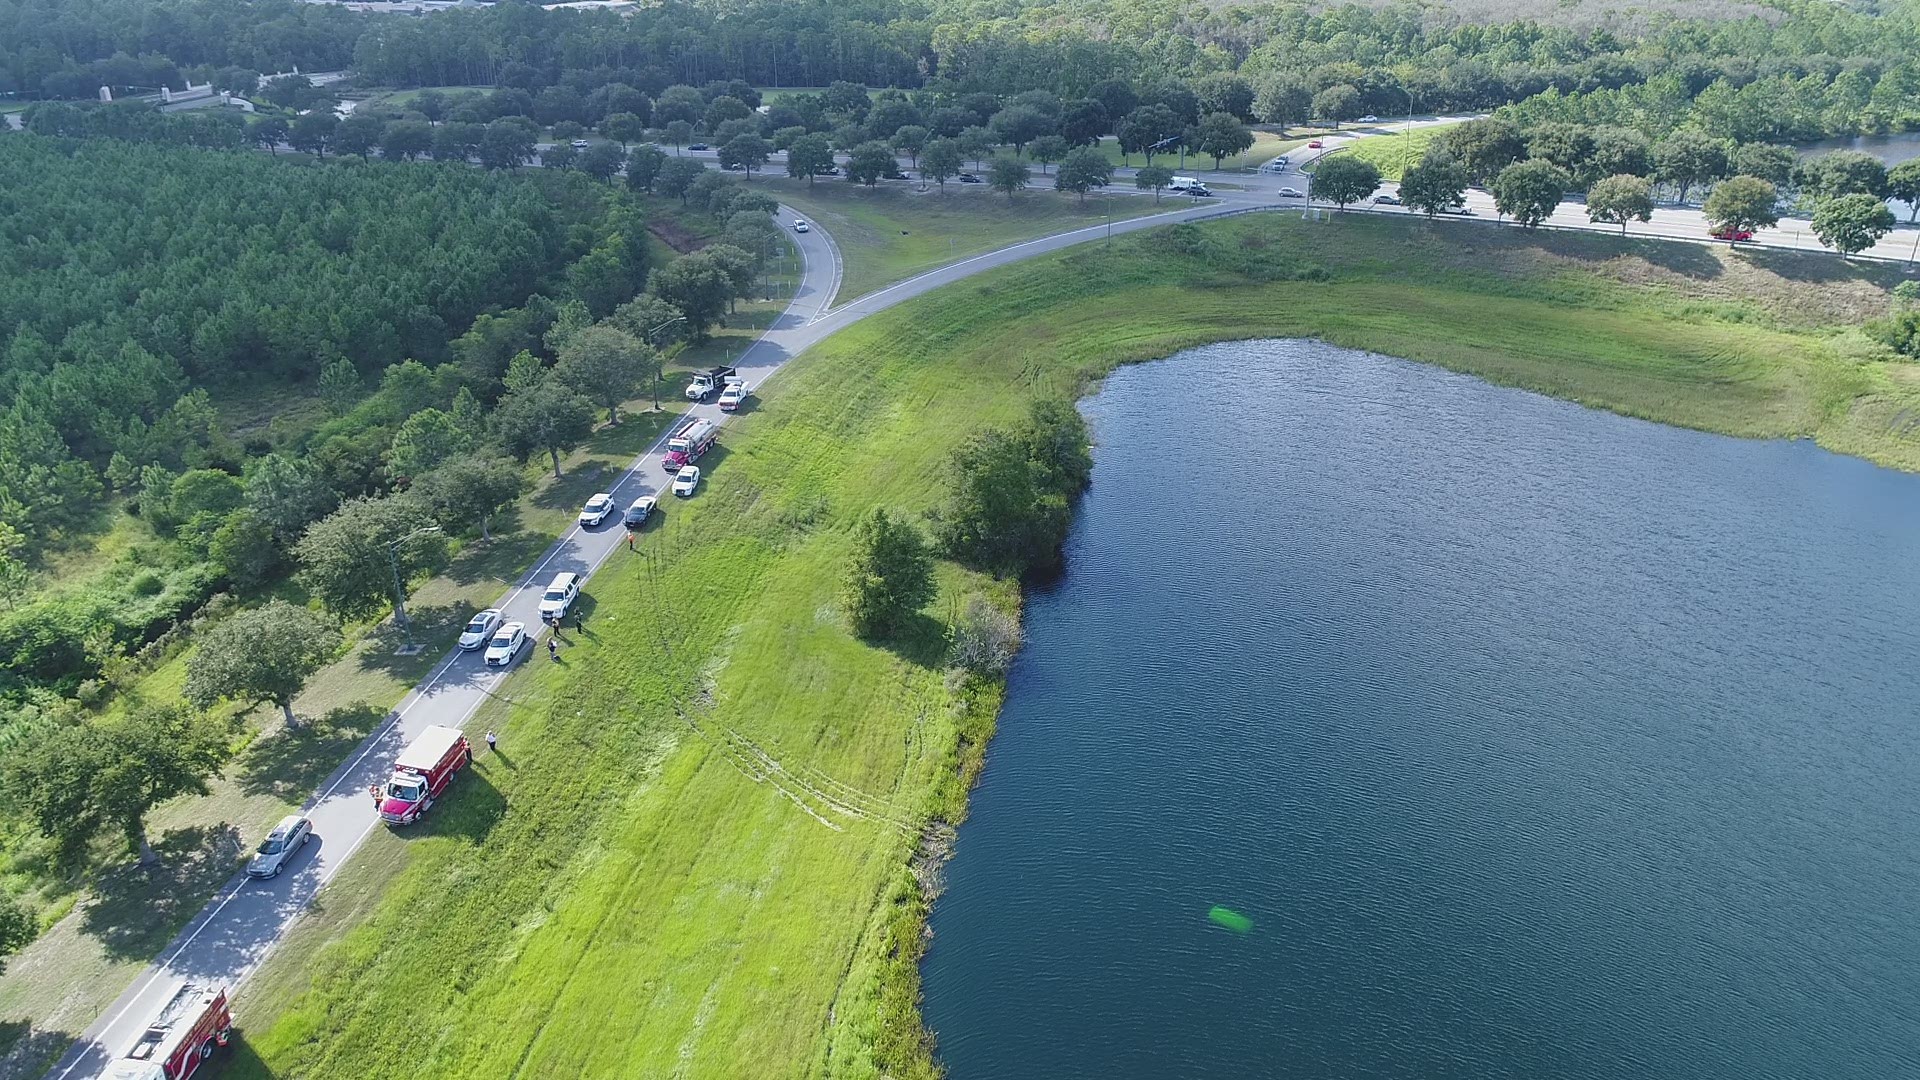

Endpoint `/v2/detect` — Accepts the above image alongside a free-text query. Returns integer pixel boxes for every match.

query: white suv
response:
[538,571,580,622]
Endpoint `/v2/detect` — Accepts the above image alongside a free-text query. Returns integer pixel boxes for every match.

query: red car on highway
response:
[1710,225,1755,242]
[1307,140,1324,148]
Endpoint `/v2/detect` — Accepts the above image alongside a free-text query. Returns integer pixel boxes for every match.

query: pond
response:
[921,340,1920,1080]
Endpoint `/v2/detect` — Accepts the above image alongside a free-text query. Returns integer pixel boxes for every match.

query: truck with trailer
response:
[94,982,231,1080]
[375,725,471,826]
[663,416,718,470]
[1167,176,1213,196]
[685,366,737,400]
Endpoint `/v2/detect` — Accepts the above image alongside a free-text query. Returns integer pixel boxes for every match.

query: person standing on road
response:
[368,782,380,806]
[486,730,498,754]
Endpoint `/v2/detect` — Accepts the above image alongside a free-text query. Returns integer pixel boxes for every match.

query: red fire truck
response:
[376,725,471,825]
[96,982,231,1080]
[662,417,717,470]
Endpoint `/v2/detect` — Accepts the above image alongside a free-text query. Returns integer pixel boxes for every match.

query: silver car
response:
[247,815,312,878]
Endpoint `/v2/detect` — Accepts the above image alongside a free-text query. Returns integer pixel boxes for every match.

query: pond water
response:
[1798,132,1920,219]
[921,340,1920,1080]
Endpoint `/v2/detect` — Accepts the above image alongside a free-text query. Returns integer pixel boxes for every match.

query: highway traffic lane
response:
[48,210,836,1080]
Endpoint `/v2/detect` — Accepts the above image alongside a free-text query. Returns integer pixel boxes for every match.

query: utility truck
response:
[663,417,718,470]
[686,366,737,400]
[376,725,471,826]
[94,982,231,1080]
[719,377,750,412]
[1168,176,1212,196]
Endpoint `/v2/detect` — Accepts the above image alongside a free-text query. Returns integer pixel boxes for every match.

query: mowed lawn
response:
[1340,121,1465,180]
[767,178,1167,303]
[226,213,1915,1080]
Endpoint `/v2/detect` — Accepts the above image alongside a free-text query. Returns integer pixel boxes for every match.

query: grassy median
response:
[225,211,1913,1080]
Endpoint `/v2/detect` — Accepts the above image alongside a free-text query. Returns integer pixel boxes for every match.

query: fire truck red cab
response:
[377,725,472,825]
[96,982,231,1080]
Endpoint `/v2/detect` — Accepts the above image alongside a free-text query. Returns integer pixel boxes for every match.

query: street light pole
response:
[646,315,688,410]
[387,525,441,648]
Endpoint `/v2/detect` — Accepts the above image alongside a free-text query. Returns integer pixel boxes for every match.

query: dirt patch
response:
[648,219,707,255]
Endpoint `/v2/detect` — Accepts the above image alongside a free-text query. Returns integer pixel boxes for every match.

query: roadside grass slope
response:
[219,211,1916,1079]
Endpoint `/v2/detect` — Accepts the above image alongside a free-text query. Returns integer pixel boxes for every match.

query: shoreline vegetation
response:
[223,212,1916,1077]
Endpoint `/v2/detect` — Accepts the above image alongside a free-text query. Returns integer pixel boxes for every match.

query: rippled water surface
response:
[920,340,1920,1080]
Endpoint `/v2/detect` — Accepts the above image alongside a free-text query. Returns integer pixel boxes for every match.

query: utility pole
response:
[646,315,687,410]
[387,525,441,649]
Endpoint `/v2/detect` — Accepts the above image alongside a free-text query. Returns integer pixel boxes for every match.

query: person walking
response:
[626,532,635,552]
[485,730,498,754]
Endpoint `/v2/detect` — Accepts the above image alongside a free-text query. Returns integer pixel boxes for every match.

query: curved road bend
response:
[50,194,1255,1078]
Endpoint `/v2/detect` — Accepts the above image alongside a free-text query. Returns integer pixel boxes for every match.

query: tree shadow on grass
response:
[863,611,951,671]
[353,603,464,679]
[445,531,552,588]
[78,824,241,961]
[0,1019,79,1080]
[1741,245,1905,286]
[234,703,388,800]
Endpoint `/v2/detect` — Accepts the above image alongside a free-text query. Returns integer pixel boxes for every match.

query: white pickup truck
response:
[686,365,737,400]
[719,378,750,412]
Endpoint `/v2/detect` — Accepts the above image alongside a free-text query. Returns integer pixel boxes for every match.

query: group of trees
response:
[932,400,1093,578]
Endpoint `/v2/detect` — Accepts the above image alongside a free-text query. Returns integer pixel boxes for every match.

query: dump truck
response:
[376,725,471,826]
[95,982,231,1080]
[686,366,737,400]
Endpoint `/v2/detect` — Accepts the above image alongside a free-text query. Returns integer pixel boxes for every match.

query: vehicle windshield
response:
[388,780,424,802]
[668,440,688,452]
[464,617,490,634]
[490,632,513,647]
[543,588,566,601]
[256,837,286,855]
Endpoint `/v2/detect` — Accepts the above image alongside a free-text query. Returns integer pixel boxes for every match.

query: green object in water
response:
[1208,906,1252,934]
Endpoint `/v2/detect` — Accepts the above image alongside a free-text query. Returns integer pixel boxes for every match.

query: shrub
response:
[949,597,1021,677]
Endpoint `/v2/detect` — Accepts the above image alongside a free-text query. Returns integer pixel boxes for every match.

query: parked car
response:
[484,622,528,667]
[537,571,580,621]
[1307,140,1324,148]
[883,168,911,180]
[687,142,709,151]
[1437,202,1472,215]
[672,465,701,496]
[1277,186,1306,198]
[570,139,590,149]
[623,495,656,529]
[458,608,503,651]
[793,219,810,232]
[246,815,312,879]
[1358,114,1379,123]
[1710,225,1755,242]
[1372,193,1401,205]
[958,173,982,183]
[578,492,615,526]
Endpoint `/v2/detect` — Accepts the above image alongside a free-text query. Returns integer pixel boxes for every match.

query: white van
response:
[537,571,580,622]
[1168,175,1212,195]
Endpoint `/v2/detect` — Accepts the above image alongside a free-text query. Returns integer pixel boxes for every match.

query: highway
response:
[45,190,1262,1078]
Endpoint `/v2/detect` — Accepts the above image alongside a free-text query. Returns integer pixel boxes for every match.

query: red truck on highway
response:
[95,982,231,1080]
[663,416,717,470]
[376,725,472,825]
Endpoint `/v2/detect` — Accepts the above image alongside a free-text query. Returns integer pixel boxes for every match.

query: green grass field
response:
[767,178,1165,302]
[220,212,1915,1080]
[1087,129,1310,171]
[1340,121,1465,180]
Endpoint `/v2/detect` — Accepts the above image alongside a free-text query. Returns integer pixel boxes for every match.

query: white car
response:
[570,138,590,149]
[672,465,701,497]
[459,609,503,650]
[246,815,312,879]
[792,219,810,232]
[1277,186,1306,198]
[484,622,528,667]
[579,492,615,526]
[1358,114,1379,123]
[623,495,656,529]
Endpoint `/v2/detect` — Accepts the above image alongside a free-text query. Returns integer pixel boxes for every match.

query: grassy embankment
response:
[1340,120,1465,180]
[768,178,1166,301]
[0,217,794,1080]
[223,212,1917,1080]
